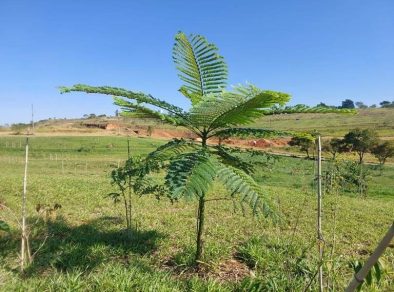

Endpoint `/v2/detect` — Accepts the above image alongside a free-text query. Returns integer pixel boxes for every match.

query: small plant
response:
[146,125,154,137]
[35,203,62,222]
[0,219,11,233]
[107,155,163,238]
[61,31,353,265]
[76,146,91,152]
[323,160,369,196]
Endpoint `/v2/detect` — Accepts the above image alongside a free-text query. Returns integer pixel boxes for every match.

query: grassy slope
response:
[0,136,393,291]
[252,108,394,137]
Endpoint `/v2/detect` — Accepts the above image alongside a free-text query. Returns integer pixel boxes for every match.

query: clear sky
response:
[0,0,393,125]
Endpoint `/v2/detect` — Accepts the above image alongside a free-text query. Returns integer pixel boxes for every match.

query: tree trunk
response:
[195,196,206,264]
[358,152,363,164]
[195,132,208,264]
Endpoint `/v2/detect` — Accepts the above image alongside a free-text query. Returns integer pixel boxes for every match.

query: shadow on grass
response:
[0,216,164,276]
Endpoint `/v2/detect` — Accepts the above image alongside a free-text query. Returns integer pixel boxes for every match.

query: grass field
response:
[0,136,393,291]
[253,108,394,138]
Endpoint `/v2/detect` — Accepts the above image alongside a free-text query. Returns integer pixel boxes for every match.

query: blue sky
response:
[0,0,393,125]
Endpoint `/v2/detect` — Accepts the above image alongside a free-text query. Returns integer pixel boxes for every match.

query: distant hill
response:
[1,108,393,140]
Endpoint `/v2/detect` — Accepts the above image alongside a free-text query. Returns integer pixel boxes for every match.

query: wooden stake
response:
[316,136,324,292]
[21,137,30,271]
[345,222,394,292]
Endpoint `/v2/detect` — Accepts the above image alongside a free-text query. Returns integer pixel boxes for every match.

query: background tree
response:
[322,138,343,160]
[371,141,394,167]
[60,32,353,265]
[370,104,377,108]
[342,129,377,163]
[379,101,394,108]
[288,134,315,158]
[341,99,355,109]
[355,101,367,109]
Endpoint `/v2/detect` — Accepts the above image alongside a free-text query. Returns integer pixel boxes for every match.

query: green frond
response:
[114,97,180,125]
[178,86,203,105]
[214,127,294,139]
[59,84,186,117]
[212,145,255,174]
[166,151,217,200]
[134,176,169,199]
[173,32,228,104]
[216,163,274,217]
[212,145,279,171]
[190,84,290,129]
[261,104,356,115]
[142,138,200,174]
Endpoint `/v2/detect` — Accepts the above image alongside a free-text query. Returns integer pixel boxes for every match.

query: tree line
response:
[288,129,394,166]
[317,99,394,109]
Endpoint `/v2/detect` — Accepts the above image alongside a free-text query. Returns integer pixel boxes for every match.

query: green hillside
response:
[253,108,394,137]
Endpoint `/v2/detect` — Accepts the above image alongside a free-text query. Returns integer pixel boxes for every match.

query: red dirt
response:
[219,137,290,149]
[105,125,290,149]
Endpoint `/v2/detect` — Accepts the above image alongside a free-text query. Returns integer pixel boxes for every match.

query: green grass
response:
[0,136,393,291]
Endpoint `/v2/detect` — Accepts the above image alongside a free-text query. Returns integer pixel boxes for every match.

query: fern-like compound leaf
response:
[59,84,187,117]
[216,163,274,217]
[173,32,228,104]
[166,151,217,200]
[114,97,181,125]
[141,138,200,175]
[212,145,255,174]
[190,84,290,129]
